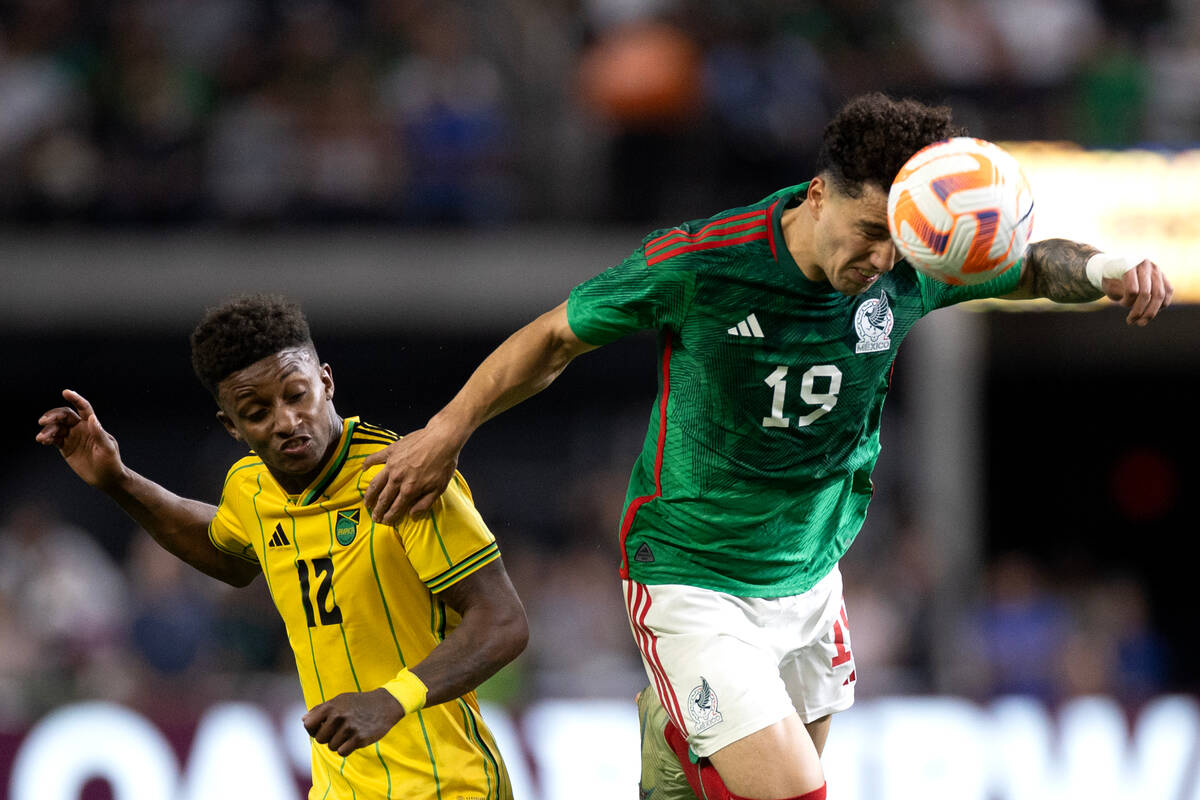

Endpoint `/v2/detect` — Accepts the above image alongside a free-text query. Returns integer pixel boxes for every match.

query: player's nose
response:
[273,403,302,434]
[871,240,897,272]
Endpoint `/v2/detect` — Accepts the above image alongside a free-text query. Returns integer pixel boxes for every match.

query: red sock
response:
[663,720,732,800]
[662,720,827,800]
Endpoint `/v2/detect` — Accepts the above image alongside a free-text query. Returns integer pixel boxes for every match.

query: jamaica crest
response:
[687,677,724,732]
[335,509,360,546]
[854,290,894,354]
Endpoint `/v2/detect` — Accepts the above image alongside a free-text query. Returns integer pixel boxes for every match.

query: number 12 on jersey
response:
[297,557,343,627]
[762,364,842,428]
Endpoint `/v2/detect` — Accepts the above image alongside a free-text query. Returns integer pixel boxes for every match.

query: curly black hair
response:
[815,92,965,198]
[190,294,316,396]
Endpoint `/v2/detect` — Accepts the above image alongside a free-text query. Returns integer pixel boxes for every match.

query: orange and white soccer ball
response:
[887,137,1035,285]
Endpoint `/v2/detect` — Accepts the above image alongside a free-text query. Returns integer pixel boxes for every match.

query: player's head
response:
[815,92,962,200]
[191,294,342,493]
[804,93,963,296]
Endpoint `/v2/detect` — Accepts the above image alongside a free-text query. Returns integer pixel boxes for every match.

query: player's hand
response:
[362,424,461,525]
[1101,258,1173,326]
[35,390,126,490]
[302,688,405,757]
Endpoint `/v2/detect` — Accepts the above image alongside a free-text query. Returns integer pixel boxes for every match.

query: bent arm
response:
[1004,238,1102,302]
[1003,238,1172,325]
[36,390,259,587]
[105,469,260,587]
[410,557,529,706]
[302,557,529,756]
[364,300,598,523]
[430,300,597,442]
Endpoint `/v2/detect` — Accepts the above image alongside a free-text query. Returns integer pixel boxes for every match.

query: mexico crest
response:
[687,677,724,733]
[854,291,894,354]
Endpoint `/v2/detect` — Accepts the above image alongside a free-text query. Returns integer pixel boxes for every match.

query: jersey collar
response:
[295,416,359,505]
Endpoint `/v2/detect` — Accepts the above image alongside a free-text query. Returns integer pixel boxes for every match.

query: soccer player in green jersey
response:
[36,295,528,800]
[361,94,1173,800]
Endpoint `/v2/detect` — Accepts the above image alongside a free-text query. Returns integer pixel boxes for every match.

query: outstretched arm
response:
[1005,238,1173,325]
[302,558,528,756]
[363,300,597,524]
[36,390,260,587]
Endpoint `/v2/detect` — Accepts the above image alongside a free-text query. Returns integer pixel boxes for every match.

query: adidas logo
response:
[633,542,655,563]
[268,523,290,548]
[727,313,764,338]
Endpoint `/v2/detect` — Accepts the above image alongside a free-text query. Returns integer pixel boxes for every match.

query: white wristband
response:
[1085,253,1136,291]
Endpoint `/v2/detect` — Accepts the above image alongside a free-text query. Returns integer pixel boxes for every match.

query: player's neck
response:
[780,204,826,283]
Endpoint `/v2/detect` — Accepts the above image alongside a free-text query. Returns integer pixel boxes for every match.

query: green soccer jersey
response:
[567,183,1021,597]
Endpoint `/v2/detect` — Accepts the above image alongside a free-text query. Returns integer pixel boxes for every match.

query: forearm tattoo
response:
[1019,238,1103,302]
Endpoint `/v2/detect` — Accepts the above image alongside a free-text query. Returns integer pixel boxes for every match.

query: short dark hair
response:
[190,294,315,396]
[815,93,964,198]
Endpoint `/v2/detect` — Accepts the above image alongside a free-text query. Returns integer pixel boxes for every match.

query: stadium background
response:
[3,0,1199,797]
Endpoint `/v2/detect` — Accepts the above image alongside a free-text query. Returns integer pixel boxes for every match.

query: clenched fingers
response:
[304,711,355,755]
[1120,260,1173,326]
[302,705,341,746]
[35,407,82,446]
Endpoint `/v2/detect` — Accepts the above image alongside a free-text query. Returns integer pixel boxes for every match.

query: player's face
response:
[812,179,900,295]
[216,347,342,494]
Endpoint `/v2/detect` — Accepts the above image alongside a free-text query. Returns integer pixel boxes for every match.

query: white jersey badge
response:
[854,291,893,354]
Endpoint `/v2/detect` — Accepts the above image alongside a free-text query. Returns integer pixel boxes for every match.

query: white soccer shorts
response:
[624,565,856,758]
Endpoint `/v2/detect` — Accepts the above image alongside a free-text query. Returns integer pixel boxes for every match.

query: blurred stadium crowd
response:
[1,0,1199,228]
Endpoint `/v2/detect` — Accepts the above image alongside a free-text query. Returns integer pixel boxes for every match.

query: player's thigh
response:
[624,580,797,759]
[805,713,832,756]
[707,712,825,797]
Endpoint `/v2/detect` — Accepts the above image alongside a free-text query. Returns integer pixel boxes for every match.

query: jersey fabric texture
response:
[567,183,1022,598]
[208,417,512,800]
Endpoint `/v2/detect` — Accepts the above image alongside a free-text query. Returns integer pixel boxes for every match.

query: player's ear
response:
[321,363,334,400]
[806,176,826,218]
[216,410,242,442]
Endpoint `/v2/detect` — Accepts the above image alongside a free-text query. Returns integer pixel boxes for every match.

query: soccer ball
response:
[887,137,1035,285]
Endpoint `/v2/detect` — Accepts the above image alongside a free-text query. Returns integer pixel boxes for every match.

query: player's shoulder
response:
[216,454,271,507]
[348,419,400,453]
[345,419,399,481]
[639,185,801,269]
[223,453,268,485]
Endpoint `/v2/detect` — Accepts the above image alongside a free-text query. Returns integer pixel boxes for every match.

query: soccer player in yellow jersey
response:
[35,294,528,800]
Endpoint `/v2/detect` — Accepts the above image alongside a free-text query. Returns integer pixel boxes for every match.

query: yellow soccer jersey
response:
[208,417,512,800]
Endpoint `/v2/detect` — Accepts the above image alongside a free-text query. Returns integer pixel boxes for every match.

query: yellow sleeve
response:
[394,470,499,593]
[207,460,261,564]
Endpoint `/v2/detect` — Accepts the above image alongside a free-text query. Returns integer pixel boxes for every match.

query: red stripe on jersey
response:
[645,215,766,257]
[766,199,780,260]
[647,222,766,257]
[626,581,689,734]
[644,209,764,255]
[647,230,769,266]
[619,331,672,578]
